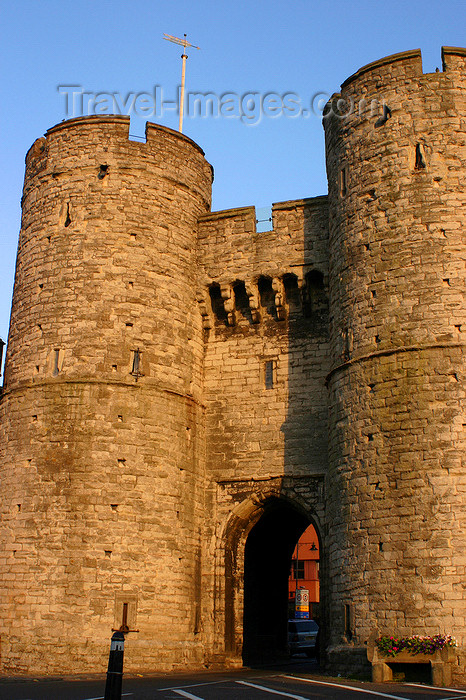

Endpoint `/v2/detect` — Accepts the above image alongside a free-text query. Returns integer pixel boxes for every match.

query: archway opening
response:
[242,498,312,665]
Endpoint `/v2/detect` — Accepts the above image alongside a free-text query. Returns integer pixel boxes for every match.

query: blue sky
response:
[0,0,464,359]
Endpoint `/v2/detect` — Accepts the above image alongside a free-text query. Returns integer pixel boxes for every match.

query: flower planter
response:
[368,644,456,686]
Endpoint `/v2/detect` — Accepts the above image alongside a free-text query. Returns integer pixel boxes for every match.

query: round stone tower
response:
[0,116,212,673]
[324,48,465,677]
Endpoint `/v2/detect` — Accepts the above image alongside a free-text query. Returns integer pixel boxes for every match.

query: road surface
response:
[1,665,466,700]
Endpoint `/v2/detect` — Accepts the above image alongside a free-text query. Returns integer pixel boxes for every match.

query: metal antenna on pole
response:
[163,33,200,133]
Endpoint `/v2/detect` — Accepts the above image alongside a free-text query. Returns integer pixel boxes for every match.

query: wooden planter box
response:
[367,644,456,686]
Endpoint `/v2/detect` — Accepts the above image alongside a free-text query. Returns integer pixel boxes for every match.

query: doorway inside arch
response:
[242,498,316,665]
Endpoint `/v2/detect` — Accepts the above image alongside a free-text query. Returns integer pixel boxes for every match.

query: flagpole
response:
[179,42,187,133]
[163,33,200,134]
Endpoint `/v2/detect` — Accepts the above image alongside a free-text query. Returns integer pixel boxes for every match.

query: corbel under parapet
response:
[272,277,285,321]
[220,284,236,326]
[196,290,212,330]
[245,282,261,324]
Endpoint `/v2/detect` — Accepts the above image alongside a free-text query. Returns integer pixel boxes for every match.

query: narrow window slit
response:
[415,143,426,170]
[344,326,351,359]
[344,604,353,640]
[120,602,129,632]
[265,360,274,390]
[52,349,60,376]
[339,167,347,197]
[64,203,71,227]
[131,349,143,380]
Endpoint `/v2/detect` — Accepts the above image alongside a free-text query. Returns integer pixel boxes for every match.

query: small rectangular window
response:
[292,560,305,580]
[265,360,274,389]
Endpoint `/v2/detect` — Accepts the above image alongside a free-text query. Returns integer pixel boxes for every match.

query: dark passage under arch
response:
[242,498,311,665]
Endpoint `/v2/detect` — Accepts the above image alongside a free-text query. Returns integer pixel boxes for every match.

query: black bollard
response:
[104,631,125,700]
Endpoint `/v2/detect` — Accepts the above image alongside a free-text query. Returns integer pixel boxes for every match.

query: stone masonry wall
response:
[324,48,465,682]
[198,197,329,480]
[197,198,330,661]
[0,116,213,673]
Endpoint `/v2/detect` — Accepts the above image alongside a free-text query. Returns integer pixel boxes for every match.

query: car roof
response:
[288,619,318,626]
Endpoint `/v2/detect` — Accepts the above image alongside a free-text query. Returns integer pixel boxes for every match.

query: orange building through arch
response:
[288,524,320,619]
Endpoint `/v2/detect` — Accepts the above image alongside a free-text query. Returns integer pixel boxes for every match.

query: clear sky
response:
[0,0,464,360]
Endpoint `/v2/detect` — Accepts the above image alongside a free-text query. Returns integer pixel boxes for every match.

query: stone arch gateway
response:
[220,488,323,664]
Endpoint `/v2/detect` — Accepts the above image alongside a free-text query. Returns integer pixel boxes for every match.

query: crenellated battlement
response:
[441,44,466,71]
[198,196,328,280]
[197,196,328,330]
[39,114,208,156]
[324,46,466,145]
[23,115,213,209]
[340,45,466,91]
[341,48,423,89]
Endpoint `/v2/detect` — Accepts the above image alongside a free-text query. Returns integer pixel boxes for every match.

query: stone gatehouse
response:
[0,47,464,683]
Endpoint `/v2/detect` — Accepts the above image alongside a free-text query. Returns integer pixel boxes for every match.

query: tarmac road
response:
[1,661,465,700]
